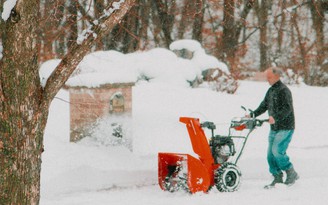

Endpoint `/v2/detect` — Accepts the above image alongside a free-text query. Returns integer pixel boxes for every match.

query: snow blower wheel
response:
[215,162,241,192]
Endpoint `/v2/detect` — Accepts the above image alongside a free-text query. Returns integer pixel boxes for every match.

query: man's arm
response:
[253,91,269,117]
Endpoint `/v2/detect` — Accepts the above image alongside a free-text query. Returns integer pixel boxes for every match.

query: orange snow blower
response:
[158,108,268,193]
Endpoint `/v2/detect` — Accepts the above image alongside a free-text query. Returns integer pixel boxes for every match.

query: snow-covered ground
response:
[40,79,328,205]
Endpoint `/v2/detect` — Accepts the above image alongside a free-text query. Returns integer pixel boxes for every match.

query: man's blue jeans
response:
[267,130,294,175]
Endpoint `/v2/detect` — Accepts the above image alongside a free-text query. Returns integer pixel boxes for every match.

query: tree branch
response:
[41,0,136,108]
[239,0,311,46]
[76,1,96,26]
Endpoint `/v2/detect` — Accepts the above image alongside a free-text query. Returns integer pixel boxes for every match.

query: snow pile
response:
[39,40,230,89]
[170,39,229,74]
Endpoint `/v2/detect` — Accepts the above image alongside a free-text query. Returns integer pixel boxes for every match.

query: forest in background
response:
[3,0,328,85]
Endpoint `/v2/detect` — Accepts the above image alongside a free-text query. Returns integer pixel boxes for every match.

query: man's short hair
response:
[271,67,283,76]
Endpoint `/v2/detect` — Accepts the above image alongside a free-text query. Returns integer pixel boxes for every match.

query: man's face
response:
[266,69,278,85]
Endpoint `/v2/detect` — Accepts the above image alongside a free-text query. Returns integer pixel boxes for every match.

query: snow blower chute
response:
[158,108,268,193]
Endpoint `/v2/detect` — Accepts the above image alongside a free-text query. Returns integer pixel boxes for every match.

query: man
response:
[250,67,299,189]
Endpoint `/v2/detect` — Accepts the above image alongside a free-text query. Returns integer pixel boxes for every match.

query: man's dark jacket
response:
[253,80,295,131]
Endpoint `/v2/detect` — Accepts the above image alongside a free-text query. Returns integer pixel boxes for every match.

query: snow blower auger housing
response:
[158,109,268,194]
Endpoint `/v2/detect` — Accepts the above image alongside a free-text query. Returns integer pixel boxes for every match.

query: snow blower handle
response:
[255,119,269,127]
[241,106,268,126]
[241,106,255,117]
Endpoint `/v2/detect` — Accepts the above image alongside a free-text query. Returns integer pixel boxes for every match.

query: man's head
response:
[265,67,282,85]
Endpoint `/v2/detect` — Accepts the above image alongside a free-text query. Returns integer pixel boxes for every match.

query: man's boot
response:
[284,167,299,186]
[264,172,283,189]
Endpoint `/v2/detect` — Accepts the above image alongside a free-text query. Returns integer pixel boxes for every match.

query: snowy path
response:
[41,142,328,205]
[40,81,328,205]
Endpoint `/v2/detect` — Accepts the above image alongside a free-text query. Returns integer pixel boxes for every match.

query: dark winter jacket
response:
[253,80,295,131]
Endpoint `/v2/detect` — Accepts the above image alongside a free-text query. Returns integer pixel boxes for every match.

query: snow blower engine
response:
[158,107,268,193]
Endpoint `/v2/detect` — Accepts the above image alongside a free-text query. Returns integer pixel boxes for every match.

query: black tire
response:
[215,162,242,192]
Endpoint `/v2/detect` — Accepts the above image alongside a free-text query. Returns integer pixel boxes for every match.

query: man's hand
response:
[269,116,275,124]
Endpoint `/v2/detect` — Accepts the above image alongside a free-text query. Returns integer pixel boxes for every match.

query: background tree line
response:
[38,0,328,86]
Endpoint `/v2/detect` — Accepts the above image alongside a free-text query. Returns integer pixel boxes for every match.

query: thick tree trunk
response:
[0,1,46,204]
[0,0,136,204]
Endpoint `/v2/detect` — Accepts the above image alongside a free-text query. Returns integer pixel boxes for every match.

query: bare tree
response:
[192,0,205,42]
[254,0,271,71]
[0,0,136,204]
[220,0,255,74]
[309,0,325,66]
[154,0,176,47]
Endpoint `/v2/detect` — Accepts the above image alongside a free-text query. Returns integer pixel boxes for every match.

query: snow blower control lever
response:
[201,121,216,137]
[158,106,268,194]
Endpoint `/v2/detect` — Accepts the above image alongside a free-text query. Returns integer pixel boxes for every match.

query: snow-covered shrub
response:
[200,68,238,94]
[281,69,304,85]
[80,115,132,150]
[307,63,328,86]
[169,39,238,94]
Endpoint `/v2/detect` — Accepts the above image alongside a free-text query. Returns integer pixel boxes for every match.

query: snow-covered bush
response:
[200,68,239,94]
[307,63,328,86]
[169,39,238,94]
[80,115,133,150]
[281,69,304,85]
[41,39,239,93]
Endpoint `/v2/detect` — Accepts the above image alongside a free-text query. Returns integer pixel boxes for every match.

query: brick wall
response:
[68,83,133,141]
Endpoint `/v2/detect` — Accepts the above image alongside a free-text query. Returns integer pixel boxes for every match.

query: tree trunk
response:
[276,0,286,53]
[67,0,78,49]
[221,0,236,63]
[122,5,139,53]
[0,1,46,204]
[309,0,325,66]
[255,0,271,71]
[192,0,204,43]
[94,0,105,50]
[41,0,66,61]
[154,0,175,47]
[291,10,308,81]
[220,0,254,74]
[0,0,136,204]
[138,0,150,50]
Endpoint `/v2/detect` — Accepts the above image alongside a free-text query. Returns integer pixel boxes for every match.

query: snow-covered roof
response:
[39,40,230,88]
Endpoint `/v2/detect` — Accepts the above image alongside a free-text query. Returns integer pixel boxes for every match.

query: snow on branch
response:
[1,0,17,21]
[42,0,136,106]
[77,0,126,45]
[0,42,3,60]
